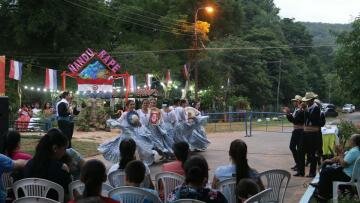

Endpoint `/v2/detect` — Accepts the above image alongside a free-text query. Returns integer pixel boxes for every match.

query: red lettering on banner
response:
[67,48,121,73]
[81,53,90,61]
[111,64,121,73]
[102,55,111,64]
[68,64,78,73]
[85,48,95,57]
[107,59,116,68]
[74,62,82,70]
[76,57,86,66]
[97,50,108,59]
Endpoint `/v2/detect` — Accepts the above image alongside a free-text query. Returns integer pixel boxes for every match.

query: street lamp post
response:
[193,6,213,100]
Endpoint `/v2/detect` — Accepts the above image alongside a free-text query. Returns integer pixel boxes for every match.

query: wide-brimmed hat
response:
[185,107,200,119]
[302,92,318,102]
[291,95,302,101]
[314,99,321,104]
[127,111,140,127]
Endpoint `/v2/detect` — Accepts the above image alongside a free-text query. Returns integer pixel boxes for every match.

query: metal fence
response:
[8,111,292,136]
[204,111,292,136]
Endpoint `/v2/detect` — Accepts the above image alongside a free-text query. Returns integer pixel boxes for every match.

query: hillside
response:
[301,22,351,45]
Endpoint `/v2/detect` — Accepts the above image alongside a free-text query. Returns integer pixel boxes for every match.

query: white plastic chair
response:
[259,169,290,203]
[244,188,273,203]
[68,180,113,200]
[108,186,161,203]
[1,172,14,191]
[218,178,237,203]
[12,178,64,203]
[13,196,59,203]
[108,169,126,187]
[333,157,360,203]
[155,172,185,203]
[172,199,206,203]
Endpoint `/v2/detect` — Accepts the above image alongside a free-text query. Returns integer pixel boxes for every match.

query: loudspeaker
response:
[0,96,9,136]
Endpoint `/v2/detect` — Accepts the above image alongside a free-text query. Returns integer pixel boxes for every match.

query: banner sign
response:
[68,48,121,73]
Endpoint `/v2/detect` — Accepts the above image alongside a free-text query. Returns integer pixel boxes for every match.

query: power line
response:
[74,0,194,34]
[120,4,196,26]
[62,0,194,37]
[78,0,195,28]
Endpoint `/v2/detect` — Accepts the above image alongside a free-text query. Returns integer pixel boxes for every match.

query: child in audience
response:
[0,154,27,203]
[168,155,227,203]
[69,159,118,203]
[212,139,263,189]
[111,160,158,203]
[107,138,154,189]
[2,131,32,160]
[61,148,85,180]
[236,178,261,203]
[162,141,189,176]
[24,128,71,200]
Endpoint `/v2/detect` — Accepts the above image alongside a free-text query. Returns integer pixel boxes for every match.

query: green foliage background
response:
[0,0,358,113]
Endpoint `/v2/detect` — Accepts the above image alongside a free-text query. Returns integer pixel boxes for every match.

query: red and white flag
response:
[0,56,5,95]
[166,69,171,84]
[129,75,137,92]
[182,64,189,80]
[45,68,57,90]
[9,60,22,80]
[146,73,153,89]
[77,78,113,92]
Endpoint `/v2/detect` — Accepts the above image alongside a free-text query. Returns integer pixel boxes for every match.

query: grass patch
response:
[21,135,99,157]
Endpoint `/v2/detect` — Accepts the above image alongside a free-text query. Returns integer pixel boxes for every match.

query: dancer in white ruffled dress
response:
[137,99,173,159]
[187,101,210,151]
[159,100,177,155]
[98,100,155,165]
[173,99,204,144]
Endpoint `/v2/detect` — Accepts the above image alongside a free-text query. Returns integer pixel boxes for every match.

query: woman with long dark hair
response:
[69,159,119,203]
[168,155,227,203]
[212,139,263,189]
[107,138,154,189]
[24,128,71,197]
[98,100,155,165]
[162,141,190,175]
[2,131,32,160]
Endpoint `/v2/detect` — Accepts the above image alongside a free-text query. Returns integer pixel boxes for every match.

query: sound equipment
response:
[0,96,9,136]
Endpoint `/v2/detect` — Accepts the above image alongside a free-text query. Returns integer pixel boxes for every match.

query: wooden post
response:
[61,71,66,91]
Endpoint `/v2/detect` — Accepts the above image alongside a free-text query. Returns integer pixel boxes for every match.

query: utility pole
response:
[276,60,282,112]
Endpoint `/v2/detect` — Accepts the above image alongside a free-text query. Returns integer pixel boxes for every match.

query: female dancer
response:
[188,101,210,151]
[137,99,173,159]
[173,99,205,145]
[98,100,155,165]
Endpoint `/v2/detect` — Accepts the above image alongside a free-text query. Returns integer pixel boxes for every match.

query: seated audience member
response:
[212,139,263,189]
[61,148,85,180]
[2,131,32,160]
[313,134,360,201]
[168,155,227,203]
[111,160,158,203]
[236,178,261,203]
[107,138,154,189]
[69,159,119,203]
[162,141,189,176]
[0,154,27,203]
[24,128,71,200]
